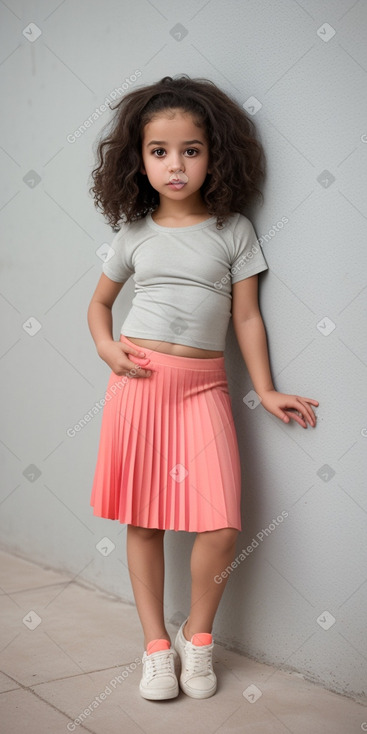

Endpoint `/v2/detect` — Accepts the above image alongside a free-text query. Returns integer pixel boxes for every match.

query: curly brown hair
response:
[89,75,265,229]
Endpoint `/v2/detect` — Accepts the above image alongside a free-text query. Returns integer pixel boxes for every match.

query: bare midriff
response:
[124,336,224,359]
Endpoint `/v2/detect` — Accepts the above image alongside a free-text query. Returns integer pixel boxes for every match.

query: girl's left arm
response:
[231,275,319,428]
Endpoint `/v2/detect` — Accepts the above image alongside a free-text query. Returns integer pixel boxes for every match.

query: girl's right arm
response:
[87,273,151,378]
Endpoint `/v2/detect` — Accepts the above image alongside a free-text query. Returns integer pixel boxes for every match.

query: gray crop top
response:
[102,212,268,351]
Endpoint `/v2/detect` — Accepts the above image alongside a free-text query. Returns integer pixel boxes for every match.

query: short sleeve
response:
[102,225,134,283]
[230,215,268,284]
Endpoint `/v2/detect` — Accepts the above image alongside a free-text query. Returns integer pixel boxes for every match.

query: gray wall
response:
[1,0,366,701]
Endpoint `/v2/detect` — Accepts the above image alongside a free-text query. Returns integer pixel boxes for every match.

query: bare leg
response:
[184,528,238,640]
[126,525,170,649]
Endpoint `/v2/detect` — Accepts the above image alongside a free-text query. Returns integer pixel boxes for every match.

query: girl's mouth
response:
[168,172,189,189]
[167,181,186,190]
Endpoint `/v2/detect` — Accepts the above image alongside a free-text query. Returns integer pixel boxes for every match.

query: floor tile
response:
[0,550,72,593]
[0,549,365,734]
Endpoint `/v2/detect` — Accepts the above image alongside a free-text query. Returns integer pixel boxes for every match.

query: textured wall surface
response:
[1,0,366,701]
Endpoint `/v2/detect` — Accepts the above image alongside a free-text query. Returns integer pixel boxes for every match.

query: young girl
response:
[87,75,318,701]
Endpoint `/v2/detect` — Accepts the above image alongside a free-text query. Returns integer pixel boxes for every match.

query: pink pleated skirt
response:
[90,334,242,532]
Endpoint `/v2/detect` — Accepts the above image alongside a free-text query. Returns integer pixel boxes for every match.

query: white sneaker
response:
[174,620,217,699]
[139,647,179,700]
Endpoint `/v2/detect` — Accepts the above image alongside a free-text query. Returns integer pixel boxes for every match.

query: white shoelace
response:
[184,644,214,677]
[144,650,175,681]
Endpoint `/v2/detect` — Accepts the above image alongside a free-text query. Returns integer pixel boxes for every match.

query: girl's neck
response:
[152,193,211,227]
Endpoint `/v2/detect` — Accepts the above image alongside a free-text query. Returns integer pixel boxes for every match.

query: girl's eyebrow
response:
[146,139,204,146]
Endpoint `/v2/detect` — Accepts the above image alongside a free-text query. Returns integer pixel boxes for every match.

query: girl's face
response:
[140,109,210,204]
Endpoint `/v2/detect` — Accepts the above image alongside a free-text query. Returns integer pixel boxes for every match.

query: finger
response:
[126,361,152,378]
[137,366,152,378]
[294,398,318,425]
[302,398,319,406]
[282,396,315,425]
[120,344,146,358]
[293,404,314,425]
[122,348,152,377]
[284,409,307,427]
[297,397,319,418]
[271,407,293,424]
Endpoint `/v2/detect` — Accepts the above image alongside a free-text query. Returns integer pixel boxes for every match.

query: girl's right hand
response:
[97,340,152,378]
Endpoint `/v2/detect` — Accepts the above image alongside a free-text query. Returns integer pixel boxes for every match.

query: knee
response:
[127,525,165,542]
[202,527,238,553]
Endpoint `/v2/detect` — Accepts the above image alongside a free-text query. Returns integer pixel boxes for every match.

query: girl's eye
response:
[152,149,165,157]
[151,148,199,157]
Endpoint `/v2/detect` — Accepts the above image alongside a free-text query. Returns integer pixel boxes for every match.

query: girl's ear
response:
[140,165,146,175]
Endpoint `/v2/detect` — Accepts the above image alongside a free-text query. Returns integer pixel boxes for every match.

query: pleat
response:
[184,367,201,530]
[147,363,162,527]
[205,379,241,527]
[130,374,151,525]
[186,370,223,530]
[149,363,166,527]
[119,375,140,516]
[90,373,124,517]
[166,363,177,527]
[177,365,192,529]
[90,351,242,532]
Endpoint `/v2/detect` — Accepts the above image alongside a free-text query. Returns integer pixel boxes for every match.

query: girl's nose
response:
[168,158,185,172]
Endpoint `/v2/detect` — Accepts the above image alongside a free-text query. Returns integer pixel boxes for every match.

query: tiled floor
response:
[0,549,365,733]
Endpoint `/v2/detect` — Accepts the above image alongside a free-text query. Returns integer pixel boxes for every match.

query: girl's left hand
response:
[260,390,319,428]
